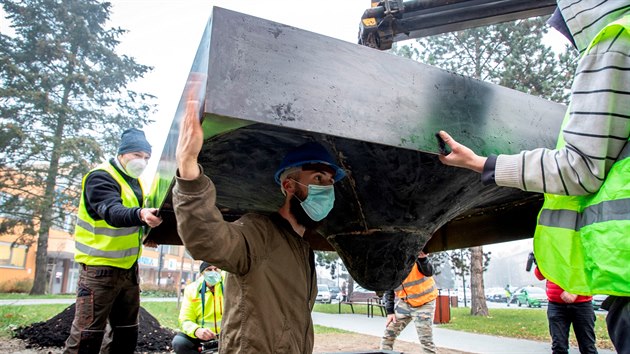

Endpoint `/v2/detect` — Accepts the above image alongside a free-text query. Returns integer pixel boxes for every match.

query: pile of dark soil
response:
[14,304,176,353]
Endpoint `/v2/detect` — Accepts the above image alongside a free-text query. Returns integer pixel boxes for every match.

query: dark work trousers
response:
[172,332,203,354]
[63,263,140,354]
[547,301,597,354]
[604,296,630,354]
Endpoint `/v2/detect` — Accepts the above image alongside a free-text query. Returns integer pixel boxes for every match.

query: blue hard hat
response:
[274,142,346,185]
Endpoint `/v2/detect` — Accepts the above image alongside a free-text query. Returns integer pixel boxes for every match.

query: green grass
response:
[0,304,69,337]
[315,303,613,350]
[141,302,180,330]
[142,302,352,335]
[314,325,351,334]
[0,302,614,350]
[0,292,172,299]
[0,301,353,340]
[442,308,550,339]
[441,307,613,350]
[0,293,74,299]
[313,302,373,315]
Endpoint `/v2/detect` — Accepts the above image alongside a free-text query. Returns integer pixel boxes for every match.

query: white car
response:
[316,284,332,303]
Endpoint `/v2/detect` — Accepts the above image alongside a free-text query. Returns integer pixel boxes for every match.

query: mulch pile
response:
[14,304,176,353]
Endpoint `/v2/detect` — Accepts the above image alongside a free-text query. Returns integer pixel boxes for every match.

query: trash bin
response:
[433,294,451,324]
[450,295,458,308]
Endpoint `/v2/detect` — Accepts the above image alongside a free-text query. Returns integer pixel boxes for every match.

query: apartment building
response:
[1,167,202,294]
[1,226,200,294]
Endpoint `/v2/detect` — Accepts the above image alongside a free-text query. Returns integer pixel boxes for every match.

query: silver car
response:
[316,284,332,303]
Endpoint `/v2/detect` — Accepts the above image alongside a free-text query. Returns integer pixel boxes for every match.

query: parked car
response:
[329,286,341,301]
[515,286,548,308]
[485,287,508,302]
[316,284,332,304]
[592,294,608,310]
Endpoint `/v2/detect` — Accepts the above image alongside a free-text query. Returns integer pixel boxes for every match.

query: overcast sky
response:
[108,0,370,176]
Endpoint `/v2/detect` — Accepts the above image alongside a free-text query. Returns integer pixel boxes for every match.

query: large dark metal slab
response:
[145,7,565,291]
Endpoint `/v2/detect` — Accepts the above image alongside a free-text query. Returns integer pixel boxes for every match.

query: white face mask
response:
[124,158,147,178]
[204,271,222,286]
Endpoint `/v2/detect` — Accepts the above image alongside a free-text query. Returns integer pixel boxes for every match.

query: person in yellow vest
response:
[172,261,224,354]
[437,2,629,352]
[63,128,163,354]
[380,250,438,353]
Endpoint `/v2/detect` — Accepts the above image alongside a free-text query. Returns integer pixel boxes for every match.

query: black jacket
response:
[82,158,144,228]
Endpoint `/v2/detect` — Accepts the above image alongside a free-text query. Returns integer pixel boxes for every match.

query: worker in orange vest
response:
[380,250,438,353]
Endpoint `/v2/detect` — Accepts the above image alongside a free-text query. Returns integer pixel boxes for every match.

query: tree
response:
[428,251,454,289]
[450,247,490,313]
[427,251,449,275]
[315,250,346,280]
[0,0,155,294]
[391,17,577,104]
[469,246,489,316]
[391,16,578,315]
[449,249,470,306]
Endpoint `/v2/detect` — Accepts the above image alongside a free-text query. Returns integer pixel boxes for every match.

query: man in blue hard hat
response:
[173,93,346,353]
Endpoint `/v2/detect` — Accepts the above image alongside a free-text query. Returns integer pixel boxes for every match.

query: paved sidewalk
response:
[312,312,616,354]
[1,299,615,353]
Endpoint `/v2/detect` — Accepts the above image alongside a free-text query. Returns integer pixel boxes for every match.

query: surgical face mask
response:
[203,271,222,286]
[124,158,147,178]
[293,180,335,221]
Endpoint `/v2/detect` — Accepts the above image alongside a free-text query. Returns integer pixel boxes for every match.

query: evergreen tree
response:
[449,248,490,310]
[0,0,155,294]
[315,250,346,280]
[391,15,578,315]
[392,17,577,104]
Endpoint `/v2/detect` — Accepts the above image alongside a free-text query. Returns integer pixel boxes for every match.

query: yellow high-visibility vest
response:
[74,161,143,269]
[534,15,630,296]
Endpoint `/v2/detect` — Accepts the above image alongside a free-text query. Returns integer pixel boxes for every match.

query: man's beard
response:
[289,195,321,230]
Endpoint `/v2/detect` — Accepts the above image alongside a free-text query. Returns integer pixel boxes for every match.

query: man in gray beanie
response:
[63,128,163,354]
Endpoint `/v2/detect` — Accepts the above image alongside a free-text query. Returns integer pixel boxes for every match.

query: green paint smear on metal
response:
[202,114,254,139]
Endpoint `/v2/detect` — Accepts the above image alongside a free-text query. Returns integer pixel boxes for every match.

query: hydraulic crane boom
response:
[359,0,557,50]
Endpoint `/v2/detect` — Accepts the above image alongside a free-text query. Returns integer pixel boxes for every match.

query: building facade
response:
[1,227,200,294]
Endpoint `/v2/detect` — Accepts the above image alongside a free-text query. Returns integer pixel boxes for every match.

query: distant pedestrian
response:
[381,250,438,353]
[505,284,513,306]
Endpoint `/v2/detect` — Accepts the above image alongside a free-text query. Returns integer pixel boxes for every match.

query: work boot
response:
[75,330,105,354]
[106,324,138,354]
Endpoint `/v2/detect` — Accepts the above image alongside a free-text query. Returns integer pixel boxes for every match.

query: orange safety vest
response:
[395,262,438,307]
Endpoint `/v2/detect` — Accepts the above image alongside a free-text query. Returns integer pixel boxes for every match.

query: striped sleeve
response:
[495,30,630,195]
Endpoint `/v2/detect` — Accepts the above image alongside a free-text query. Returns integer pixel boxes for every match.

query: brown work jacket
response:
[173,170,316,353]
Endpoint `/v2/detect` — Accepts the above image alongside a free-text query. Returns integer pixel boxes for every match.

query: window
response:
[0,241,28,268]
[163,245,181,256]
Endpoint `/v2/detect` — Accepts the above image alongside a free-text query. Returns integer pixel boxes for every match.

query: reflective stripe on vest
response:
[534,16,630,296]
[394,263,438,307]
[74,162,143,269]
